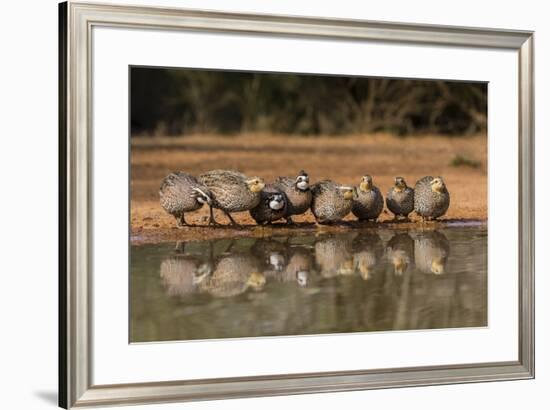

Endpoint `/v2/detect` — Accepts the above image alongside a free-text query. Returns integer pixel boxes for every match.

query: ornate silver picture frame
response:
[59,1,534,408]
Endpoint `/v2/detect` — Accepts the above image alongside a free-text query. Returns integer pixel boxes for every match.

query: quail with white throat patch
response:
[249,185,288,225]
[273,170,312,224]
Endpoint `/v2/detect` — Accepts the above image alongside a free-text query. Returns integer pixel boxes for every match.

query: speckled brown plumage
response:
[414,231,450,274]
[310,180,354,224]
[199,169,264,225]
[160,256,212,296]
[159,172,212,227]
[414,176,450,220]
[352,233,384,280]
[386,233,415,275]
[314,234,356,277]
[352,176,384,221]
[197,254,265,297]
[386,177,414,219]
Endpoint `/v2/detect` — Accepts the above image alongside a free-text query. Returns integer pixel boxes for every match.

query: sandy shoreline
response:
[131,133,487,244]
[130,217,487,245]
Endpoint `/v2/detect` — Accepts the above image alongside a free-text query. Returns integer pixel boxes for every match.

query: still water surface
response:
[130,226,487,342]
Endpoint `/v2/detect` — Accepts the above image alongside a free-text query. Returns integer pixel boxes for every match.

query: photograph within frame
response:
[129,66,488,343]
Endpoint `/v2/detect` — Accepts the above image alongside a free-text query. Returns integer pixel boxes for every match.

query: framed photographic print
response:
[59,1,534,408]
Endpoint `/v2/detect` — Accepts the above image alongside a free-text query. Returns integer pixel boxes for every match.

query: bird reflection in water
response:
[352,233,384,280]
[133,227,486,342]
[414,231,450,275]
[386,233,415,276]
[314,234,356,278]
[160,230,451,297]
[159,243,212,297]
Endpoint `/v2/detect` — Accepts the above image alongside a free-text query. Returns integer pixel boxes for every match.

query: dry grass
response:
[131,133,487,243]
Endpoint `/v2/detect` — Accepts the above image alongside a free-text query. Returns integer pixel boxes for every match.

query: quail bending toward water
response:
[199,170,265,226]
[310,180,355,224]
[159,172,212,228]
[352,175,384,221]
[249,185,288,225]
[386,177,414,220]
[273,170,312,224]
[414,176,450,221]
[197,254,266,298]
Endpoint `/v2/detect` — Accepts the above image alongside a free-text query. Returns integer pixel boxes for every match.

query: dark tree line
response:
[130,67,487,137]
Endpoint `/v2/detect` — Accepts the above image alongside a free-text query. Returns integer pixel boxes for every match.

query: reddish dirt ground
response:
[130,133,487,244]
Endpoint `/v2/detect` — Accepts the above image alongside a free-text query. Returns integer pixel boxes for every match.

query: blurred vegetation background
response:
[130,67,487,137]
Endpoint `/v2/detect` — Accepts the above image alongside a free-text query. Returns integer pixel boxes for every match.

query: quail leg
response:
[181,213,195,227]
[207,206,220,226]
[316,219,333,227]
[224,210,241,227]
[285,216,296,225]
[176,214,187,228]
